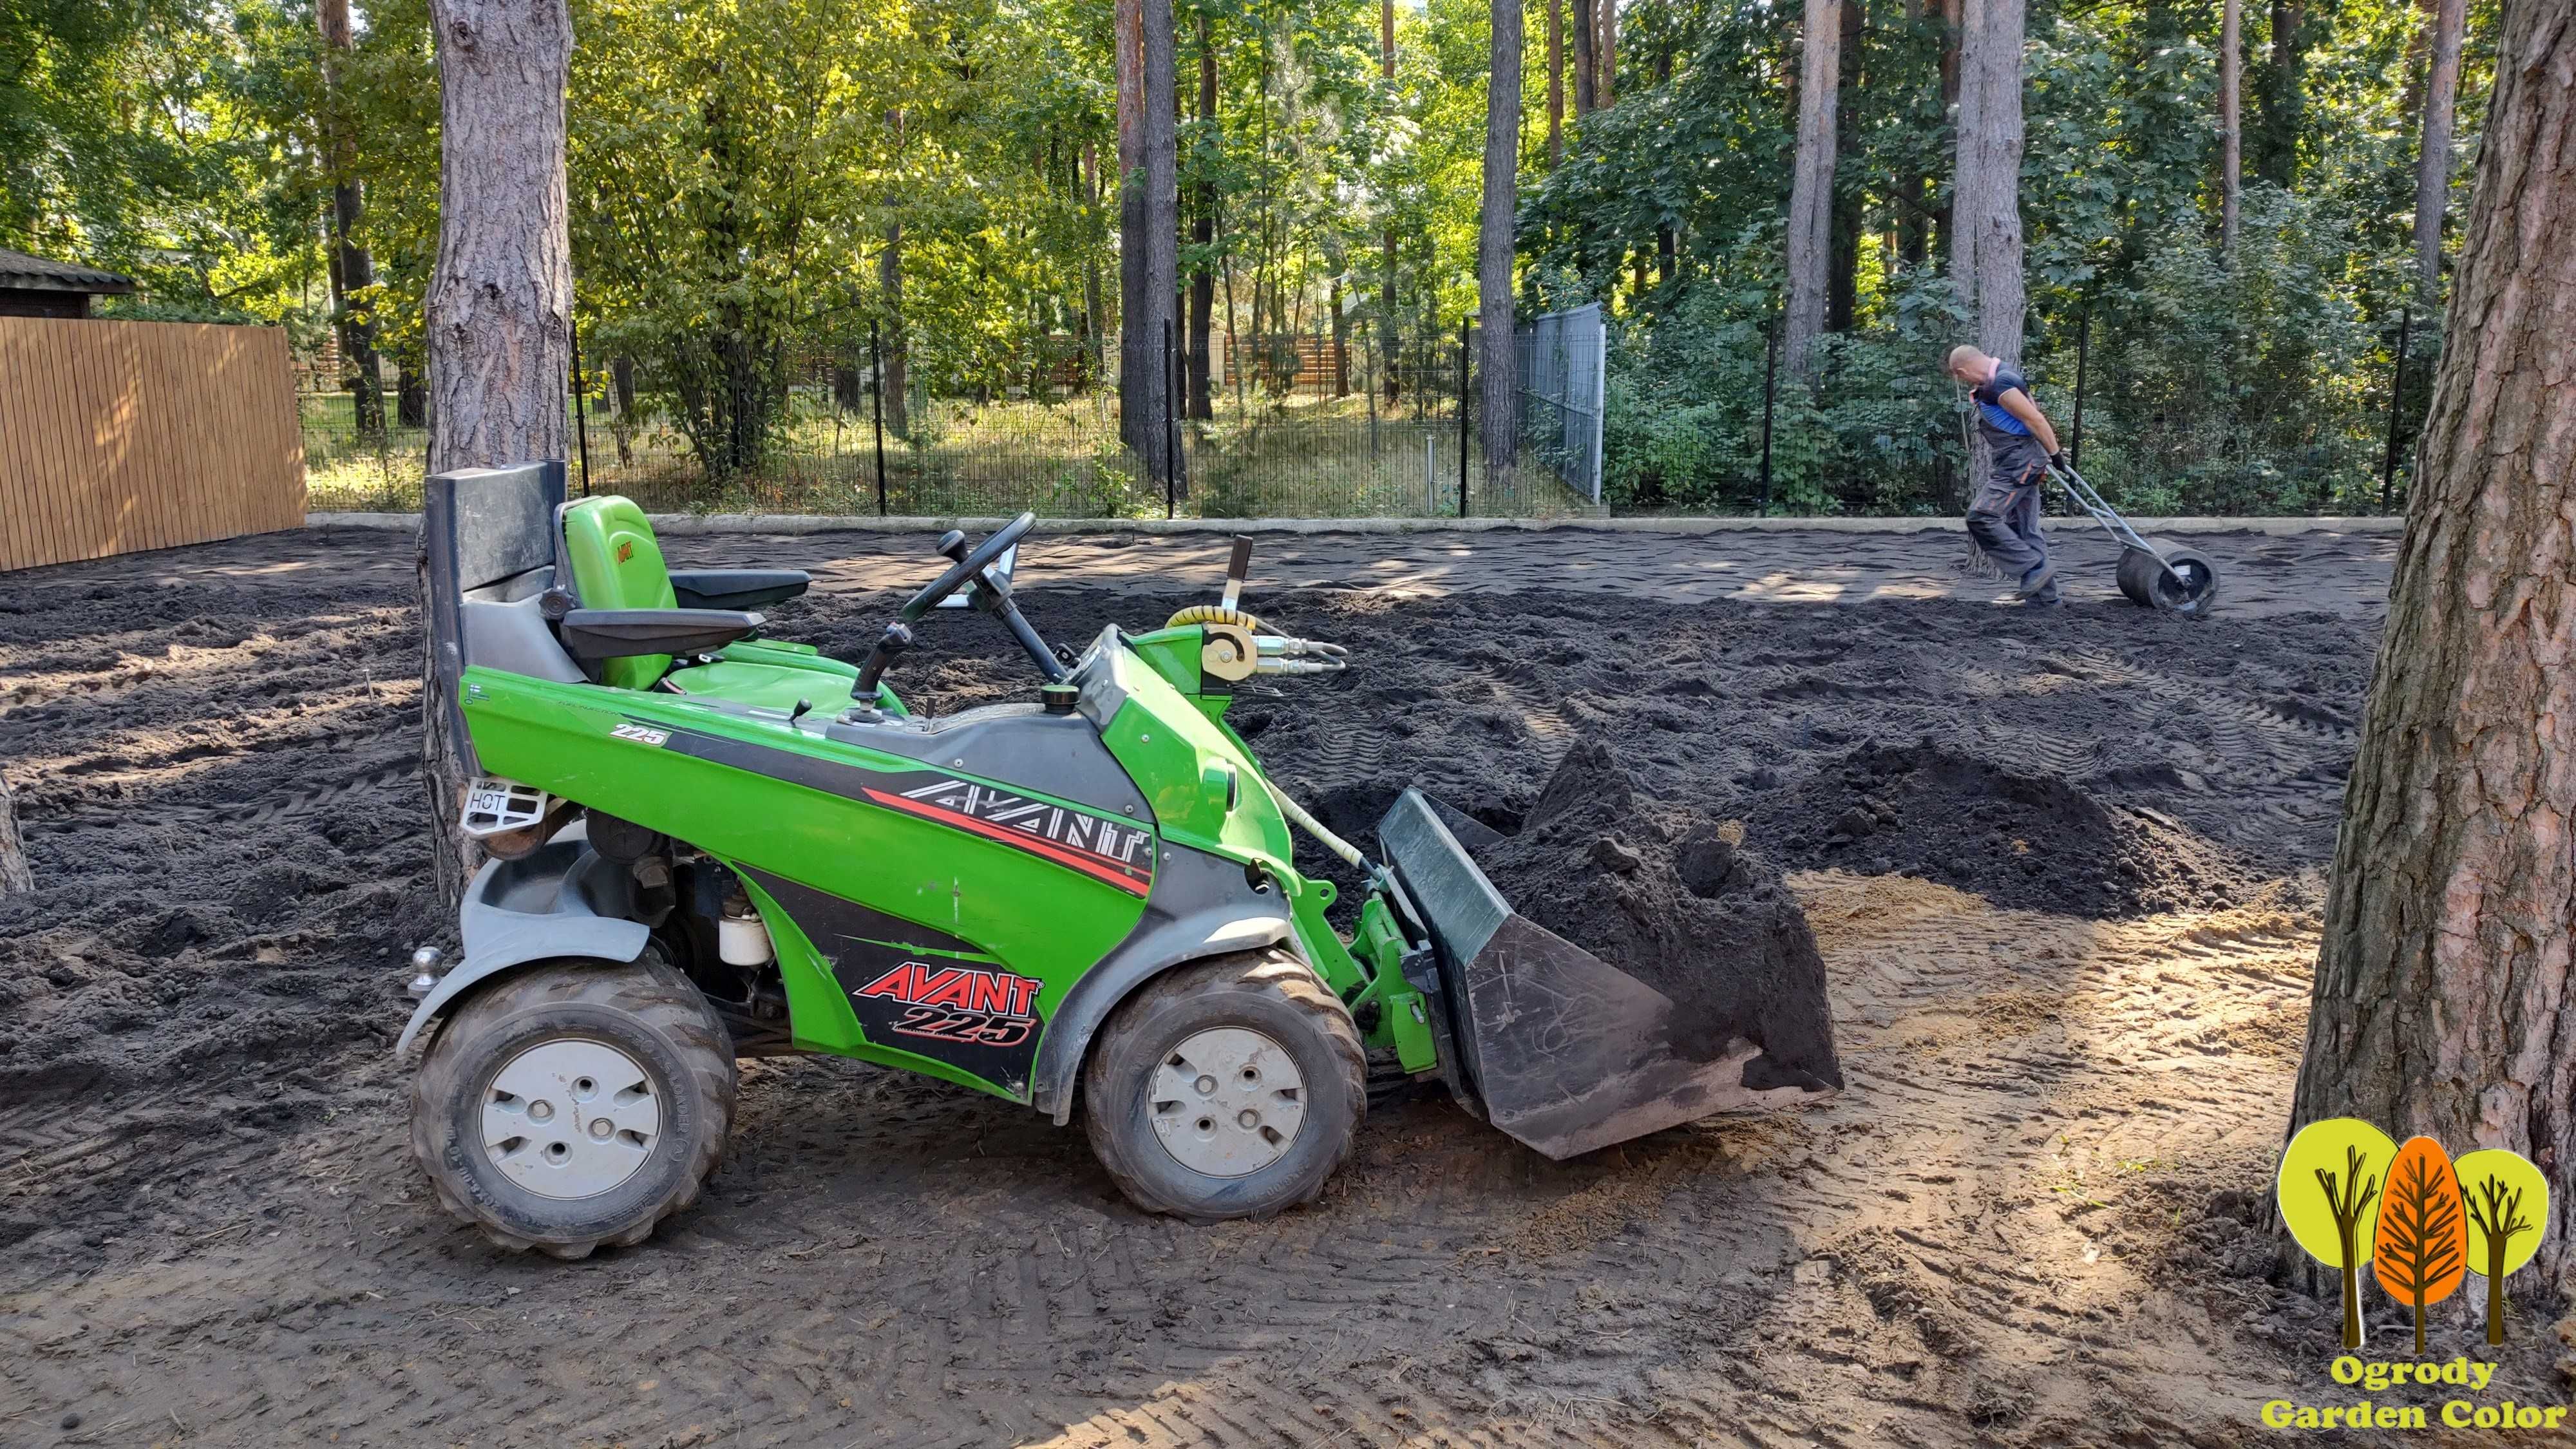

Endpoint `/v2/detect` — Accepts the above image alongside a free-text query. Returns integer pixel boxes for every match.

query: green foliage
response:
[1547,0,2447,516]
[3,0,329,320]
[1600,260,1970,514]
[569,0,914,479]
[8,0,2479,515]
[2077,186,2397,513]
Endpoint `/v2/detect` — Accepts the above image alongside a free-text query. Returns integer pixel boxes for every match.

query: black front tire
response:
[1081,949,1366,1222]
[410,958,736,1259]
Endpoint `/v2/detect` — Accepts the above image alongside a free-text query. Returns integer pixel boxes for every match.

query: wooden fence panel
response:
[0,317,305,572]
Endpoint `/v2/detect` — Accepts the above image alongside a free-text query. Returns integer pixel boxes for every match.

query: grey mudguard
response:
[1027,841,1294,1123]
[393,828,652,1054]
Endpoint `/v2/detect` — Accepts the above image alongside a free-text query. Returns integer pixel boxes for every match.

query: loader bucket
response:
[1377,788,1837,1160]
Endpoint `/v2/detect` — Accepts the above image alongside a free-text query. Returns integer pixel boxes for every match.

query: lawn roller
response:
[2047,459,2222,618]
[399,462,1840,1256]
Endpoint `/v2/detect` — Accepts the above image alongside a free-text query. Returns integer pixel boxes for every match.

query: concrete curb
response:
[306,511,2407,537]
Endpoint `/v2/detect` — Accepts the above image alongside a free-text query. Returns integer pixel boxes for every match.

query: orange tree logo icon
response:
[2277,1119,2551,1350]
[2373,1137,2467,1355]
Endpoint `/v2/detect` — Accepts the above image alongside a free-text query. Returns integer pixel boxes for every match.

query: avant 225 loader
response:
[399,463,1838,1256]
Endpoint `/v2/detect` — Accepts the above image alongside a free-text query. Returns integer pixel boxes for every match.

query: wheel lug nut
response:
[1194,1075,1217,1095]
[589,1119,614,1140]
[529,1101,553,1122]
[1237,1109,1258,1130]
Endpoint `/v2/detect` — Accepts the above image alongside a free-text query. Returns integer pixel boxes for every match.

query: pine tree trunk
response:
[1081,143,1107,386]
[610,354,634,465]
[2412,0,2468,296]
[1828,0,1864,332]
[1784,0,1842,380]
[1934,0,1964,261]
[879,220,909,437]
[1951,0,2027,365]
[1331,276,1349,395]
[1117,0,1146,444]
[397,359,428,429]
[1571,0,1595,116]
[2221,0,2243,260]
[1145,0,1175,468]
[422,0,573,909]
[1188,15,1217,419]
[1381,0,1401,402]
[1117,0,1177,471]
[1596,0,1615,106]
[1548,0,1564,165]
[1478,0,1522,472]
[1895,0,1930,271]
[0,773,32,895]
[1951,0,2026,499]
[2288,0,2576,1305]
[317,0,383,440]
[2256,0,2305,186]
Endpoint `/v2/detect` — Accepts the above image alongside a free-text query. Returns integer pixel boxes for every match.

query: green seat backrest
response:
[560,496,678,690]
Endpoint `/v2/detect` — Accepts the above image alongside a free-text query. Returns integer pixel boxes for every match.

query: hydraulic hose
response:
[1258,775,1368,872]
[1165,604,1273,634]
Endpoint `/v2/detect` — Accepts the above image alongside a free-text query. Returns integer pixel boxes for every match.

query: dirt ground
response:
[6,523,2562,1448]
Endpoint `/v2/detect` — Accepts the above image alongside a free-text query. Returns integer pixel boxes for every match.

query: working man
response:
[1946,344,2067,605]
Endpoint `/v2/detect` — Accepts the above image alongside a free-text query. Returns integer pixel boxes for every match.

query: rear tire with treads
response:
[410,957,735,1259]
[1080,949,1366,1222]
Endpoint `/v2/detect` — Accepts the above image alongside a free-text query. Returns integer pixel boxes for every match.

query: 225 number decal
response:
[889,1005,1034,1048]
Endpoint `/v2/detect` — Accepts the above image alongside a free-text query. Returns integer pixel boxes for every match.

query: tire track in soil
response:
[0,533,2452,1446]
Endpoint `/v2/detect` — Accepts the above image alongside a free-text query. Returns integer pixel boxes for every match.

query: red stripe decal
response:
[862,789,1153,896]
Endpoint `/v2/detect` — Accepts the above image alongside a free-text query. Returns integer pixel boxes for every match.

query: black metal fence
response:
[1517,303,1607,504]
[304,319,1597,520]
[299,303,2430,520]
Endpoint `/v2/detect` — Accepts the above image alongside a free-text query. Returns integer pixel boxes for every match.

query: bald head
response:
[1946,345,1989,381]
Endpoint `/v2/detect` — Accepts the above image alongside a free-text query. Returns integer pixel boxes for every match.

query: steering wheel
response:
[857,512,1062,694]
[899,511,1036,622]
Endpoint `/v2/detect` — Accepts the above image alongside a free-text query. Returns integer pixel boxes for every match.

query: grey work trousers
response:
[1965,439,2058,601]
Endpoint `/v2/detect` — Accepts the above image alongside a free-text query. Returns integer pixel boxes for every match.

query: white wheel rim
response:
[480,1037,662,1200]
[1147,1027,1307,1178]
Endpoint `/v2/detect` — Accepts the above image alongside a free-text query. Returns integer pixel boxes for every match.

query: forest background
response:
[1,0,2491,516]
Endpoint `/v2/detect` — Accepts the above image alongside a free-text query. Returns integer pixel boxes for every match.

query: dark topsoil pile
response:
[1734,739,2254,916]
[1214,589,2367,921]
[1469,737,1842,1092]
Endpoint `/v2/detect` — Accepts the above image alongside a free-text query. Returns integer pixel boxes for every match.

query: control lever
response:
[1220,535,1253,613]
[856,620,914,693]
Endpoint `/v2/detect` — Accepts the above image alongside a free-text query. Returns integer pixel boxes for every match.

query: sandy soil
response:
[6,524,2562,1448]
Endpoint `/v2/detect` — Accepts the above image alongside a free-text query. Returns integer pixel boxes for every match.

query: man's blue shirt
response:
[1972,366,2035,441]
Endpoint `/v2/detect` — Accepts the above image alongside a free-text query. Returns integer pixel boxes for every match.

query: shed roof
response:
[0,249,137,295]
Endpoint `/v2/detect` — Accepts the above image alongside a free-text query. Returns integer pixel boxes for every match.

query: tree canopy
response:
[2,0,2493,509]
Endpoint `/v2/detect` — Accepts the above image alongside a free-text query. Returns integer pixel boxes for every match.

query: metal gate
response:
[1516,303,1605,503]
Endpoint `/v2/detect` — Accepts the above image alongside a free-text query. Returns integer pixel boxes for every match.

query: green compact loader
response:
[399,462,1839,1256]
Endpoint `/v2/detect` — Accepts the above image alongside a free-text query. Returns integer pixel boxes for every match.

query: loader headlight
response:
[1204,761,1239,811]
